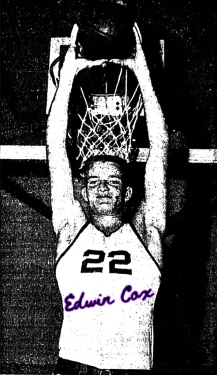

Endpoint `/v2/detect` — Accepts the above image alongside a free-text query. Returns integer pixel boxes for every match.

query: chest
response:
[56,224,160,296]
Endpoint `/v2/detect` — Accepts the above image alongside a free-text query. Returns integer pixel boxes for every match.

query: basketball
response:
[77,0,136,60]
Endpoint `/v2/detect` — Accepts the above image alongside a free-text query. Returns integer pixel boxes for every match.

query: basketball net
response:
[74,66,143,168]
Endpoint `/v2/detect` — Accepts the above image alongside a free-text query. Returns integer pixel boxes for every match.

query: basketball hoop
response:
[72,64,143,168]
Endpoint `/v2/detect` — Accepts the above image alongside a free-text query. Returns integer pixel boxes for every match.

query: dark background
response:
[1,1,217,374]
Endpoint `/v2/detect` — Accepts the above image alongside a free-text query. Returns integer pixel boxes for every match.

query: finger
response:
[133,28,143,55]
[109,59,124,66]
[84,59,108,68]
[53,62,60,85]
[111,58,135,72]
[70,24,79,46]
[133,26,142,47]
[134,22,142,43]
[76,59,108,73]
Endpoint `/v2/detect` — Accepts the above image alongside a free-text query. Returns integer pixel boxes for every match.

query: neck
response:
[91,213,124,236]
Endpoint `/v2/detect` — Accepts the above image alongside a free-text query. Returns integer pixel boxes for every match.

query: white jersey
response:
[56,221,161,370]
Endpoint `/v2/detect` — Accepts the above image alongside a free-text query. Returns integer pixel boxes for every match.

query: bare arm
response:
[138,65,168,266]
[136,44,168,235]
[133,25,168,265]
[47,24,106,242]
[111,24,168,266]
[47,25,85,242]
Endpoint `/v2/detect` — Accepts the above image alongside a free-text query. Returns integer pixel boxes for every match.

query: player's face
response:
[82,161,131,215]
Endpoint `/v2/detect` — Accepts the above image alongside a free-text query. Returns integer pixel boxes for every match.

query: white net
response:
[75,66,143,168]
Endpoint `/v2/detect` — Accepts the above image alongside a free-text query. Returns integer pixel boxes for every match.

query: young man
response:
[47,24,168,374]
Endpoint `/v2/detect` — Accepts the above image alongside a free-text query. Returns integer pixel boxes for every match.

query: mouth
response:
[96,196,112,202]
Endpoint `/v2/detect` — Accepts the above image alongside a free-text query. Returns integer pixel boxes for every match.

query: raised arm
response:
[47,24,106,242]
[132,24,168,265]
[134,25,168,233]
[111,24,168,266]
[47,25,85,241]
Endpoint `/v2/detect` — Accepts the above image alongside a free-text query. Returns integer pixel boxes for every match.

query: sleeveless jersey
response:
[56,221,161,370]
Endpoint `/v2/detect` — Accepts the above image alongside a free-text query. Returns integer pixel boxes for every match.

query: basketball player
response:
[47,23,168,374]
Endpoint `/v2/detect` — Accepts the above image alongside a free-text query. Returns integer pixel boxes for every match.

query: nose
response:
[98,180,109,191]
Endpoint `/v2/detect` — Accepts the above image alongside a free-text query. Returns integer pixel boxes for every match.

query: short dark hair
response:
[80,155,131,187]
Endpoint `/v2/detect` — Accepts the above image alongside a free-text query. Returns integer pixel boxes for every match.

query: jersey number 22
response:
[81,250,132,275]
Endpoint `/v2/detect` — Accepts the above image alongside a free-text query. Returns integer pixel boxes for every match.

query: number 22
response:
[81,250,132,275]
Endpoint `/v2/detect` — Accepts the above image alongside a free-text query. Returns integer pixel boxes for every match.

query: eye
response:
[108,178,122,187]
[88,179,99,187]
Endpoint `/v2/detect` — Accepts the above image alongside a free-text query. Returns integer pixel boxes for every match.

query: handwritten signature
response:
[64,285,154,312]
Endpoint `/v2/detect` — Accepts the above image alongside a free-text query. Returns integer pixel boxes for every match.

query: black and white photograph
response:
[1,1,216,374]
